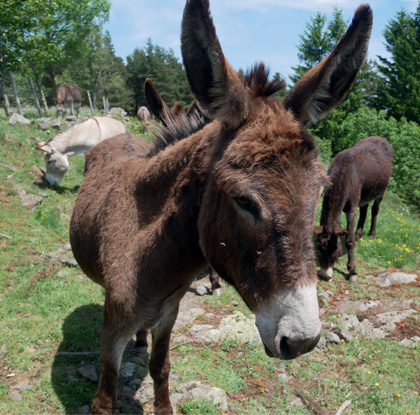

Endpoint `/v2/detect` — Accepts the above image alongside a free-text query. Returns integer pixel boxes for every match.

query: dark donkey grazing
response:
[315,136,393,281]
[69,1,372,413]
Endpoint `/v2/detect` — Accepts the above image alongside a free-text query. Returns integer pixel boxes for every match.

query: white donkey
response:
[36,117,127,185]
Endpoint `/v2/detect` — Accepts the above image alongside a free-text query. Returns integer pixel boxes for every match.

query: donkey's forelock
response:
[244,63,286,98]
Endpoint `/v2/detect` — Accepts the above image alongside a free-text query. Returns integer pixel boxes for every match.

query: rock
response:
[400,336,420,347]
[195,285,208,296]
[218,312,262,345]
[120,362,137,378]
[170,381,228,411]
[11,384,34,391]
[174,307,205,329]
[36,118,51,130]
[9,390,22,402]
[0,344,7,354]
[375,272,418,287]
[64,258,78,267]
[78,365,98,382]
[327,332,341,344]
[337,314,360,331]
[231,300,239,307]
[56,269,69,278]
[278,372,289,383]
[6,175,44,209]
[348,274,358,283]
[290,397,304,407]
[188,324,221,342]
[9,113,31,125]
[316,336,326,349]
[77,404,90,414]
[108,107,127,118]
[337,329,354,342]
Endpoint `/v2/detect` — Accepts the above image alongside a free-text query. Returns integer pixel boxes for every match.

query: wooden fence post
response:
[10,72,23,116]
[87,91,94,115]
[28,77,42,118]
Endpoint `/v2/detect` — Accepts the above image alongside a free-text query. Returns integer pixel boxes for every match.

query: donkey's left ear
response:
[283,5,373,125]
[181,0,249,129]
[144,78,173,126]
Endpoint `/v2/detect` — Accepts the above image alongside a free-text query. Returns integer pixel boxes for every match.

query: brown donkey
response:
[69,1,372,413]
[315,136,393,282]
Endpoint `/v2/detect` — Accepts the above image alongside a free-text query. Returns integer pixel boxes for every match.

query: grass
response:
[0,109,419,414]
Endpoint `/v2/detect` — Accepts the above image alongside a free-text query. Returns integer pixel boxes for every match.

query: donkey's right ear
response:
[283,4,373,125]
[181,0,249,129]
[144,78,173,126]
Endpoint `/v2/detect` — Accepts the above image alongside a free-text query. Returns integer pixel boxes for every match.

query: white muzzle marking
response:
[255,283,321,359]
[320,267,333,280]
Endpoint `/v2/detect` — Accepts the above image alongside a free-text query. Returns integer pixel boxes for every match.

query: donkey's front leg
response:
[150,309,179,415]
[345,209,358,280]
[91,316,132,414]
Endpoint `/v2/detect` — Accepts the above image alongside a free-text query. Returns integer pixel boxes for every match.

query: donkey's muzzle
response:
[256,283,321,360]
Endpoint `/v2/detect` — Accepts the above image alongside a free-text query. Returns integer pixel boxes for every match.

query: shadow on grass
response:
[52,304,102,414]
[52,304,149,414]
[33,179,80,195]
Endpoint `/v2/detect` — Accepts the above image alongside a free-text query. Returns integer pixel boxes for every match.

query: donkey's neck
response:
[49,119,100,155]
[320,185,348,231]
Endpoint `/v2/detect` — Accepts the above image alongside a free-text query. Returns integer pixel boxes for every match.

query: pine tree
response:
[126,39,192,112]
[377,6,420,123]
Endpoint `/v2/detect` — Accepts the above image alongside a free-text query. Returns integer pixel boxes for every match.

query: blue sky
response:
[103,0,417,83]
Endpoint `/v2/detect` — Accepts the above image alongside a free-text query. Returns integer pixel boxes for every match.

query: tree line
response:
[1,1,419,207]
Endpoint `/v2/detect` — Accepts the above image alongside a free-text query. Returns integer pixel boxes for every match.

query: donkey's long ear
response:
[144,78,173,126]
[283,5,373,125]
[181,0,249,129]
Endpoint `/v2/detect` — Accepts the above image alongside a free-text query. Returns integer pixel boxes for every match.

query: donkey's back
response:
[329,136,393,206]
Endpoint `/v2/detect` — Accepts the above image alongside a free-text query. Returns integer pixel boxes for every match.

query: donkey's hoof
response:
[348,274,358,283]
[91,399,113,414]
[212,288,222,296]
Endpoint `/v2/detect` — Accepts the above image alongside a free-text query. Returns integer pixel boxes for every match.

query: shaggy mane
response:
[244,63,286,98]
[147,105,211,157]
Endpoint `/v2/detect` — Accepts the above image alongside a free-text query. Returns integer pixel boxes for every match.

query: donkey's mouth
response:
[263,342,275,358]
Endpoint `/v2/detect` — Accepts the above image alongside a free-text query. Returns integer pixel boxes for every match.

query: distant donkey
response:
[56,84,82,118]
[137,105,151,122]
[314,136,393,281]
[36,117,127,185]
[69,1,372,413]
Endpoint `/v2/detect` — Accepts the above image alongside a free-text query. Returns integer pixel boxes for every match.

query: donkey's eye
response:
[233,196,259,217]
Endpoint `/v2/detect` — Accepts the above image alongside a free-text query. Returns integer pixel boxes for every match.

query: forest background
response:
[1,0,420,210]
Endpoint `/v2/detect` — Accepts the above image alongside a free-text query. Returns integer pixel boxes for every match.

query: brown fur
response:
[70,1,372,413]
[315,136,393,279]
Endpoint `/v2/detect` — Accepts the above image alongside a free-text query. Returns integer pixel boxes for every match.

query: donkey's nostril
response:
[279,332,321,359]
[279,336,292,357]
